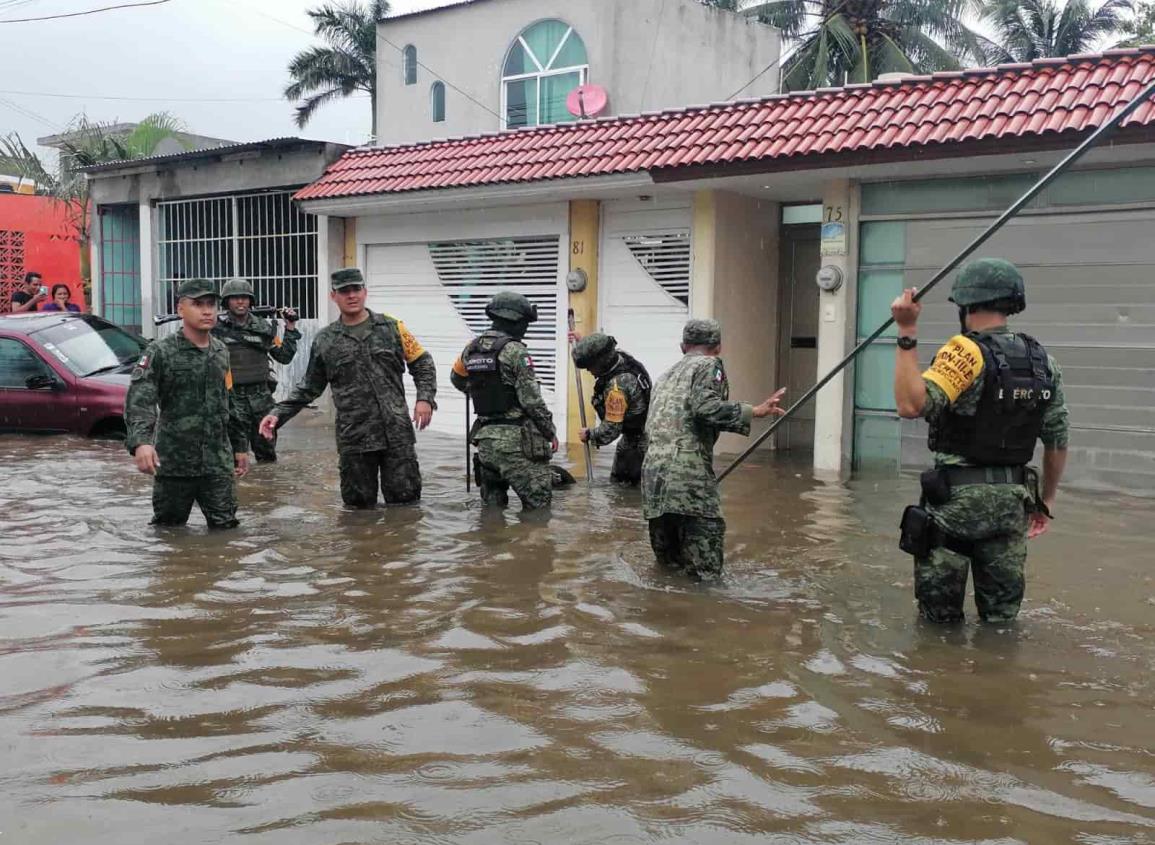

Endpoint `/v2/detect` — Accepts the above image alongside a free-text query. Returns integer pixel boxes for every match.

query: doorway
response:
[776,222,820,452]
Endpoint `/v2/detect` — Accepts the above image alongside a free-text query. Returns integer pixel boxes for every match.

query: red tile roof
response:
[296,48,1155,203]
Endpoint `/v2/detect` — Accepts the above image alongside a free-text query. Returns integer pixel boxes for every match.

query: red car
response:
[0,312,148,437]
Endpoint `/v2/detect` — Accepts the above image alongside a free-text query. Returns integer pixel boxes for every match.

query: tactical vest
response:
[593,351,652,435]
[928,331,1054,466]
[213,317,273,386]
[462,333,519,416]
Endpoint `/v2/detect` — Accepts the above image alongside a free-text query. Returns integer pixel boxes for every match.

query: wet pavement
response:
[1,426,1153,844]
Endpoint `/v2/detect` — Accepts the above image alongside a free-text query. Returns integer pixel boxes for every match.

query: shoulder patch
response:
[396,320,426,364]
[923,335,984,403]
[604,384,628,424]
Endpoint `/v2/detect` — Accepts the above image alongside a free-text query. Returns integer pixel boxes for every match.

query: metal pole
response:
[465,393,472,493]
[568,308,595,483]
[718,76,1155,483]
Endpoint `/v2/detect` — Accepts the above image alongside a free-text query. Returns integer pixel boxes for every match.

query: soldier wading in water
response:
[893,258,1070,624]
[260,268,437,508]
[212,278,300,464]
[451,291,558,511]
[642,318,786,580]
[571,332,652,486]
[125,279,249,529]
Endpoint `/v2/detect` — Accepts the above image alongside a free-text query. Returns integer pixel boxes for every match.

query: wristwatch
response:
[897,335,918,350]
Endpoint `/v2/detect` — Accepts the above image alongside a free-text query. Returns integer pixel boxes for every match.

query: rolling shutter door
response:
[600,199,692,384]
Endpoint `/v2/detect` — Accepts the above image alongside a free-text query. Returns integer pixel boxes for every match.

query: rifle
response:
[465,393,472,493]
[152,306,297,327]
[717,75,1155,483]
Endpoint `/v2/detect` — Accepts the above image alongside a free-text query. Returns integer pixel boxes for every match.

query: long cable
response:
[0,87,367,103]
[716,74,1155,482]
[0,0,170,23]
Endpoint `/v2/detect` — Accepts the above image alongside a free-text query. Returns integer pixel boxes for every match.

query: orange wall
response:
[0,194,85,309]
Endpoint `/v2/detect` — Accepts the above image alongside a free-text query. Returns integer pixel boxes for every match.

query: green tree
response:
[720,0,994,91]
[284,0,386,138]
[0,113,188,293]
[980,0,1133,61]
[1114,0,1155,44]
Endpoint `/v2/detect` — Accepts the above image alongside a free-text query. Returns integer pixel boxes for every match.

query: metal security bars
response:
[428,236,561,391]
[155,191,318,318]
[624,231,691,306]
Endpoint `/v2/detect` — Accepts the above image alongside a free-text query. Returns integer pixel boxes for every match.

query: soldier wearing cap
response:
[259,268,437,509]
[892,258,1070,624]
[450,291,558,510]
[125,278,250,529]
[571,332,652,485]
[212,277,301,464]
[641,318,786,580]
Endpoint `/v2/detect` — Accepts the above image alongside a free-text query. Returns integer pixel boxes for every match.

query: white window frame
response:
[402,44,418,85]
[431,81,446,123]
[500,23,589,130]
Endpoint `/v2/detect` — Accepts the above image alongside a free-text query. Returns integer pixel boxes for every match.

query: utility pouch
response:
[520,421,552,462]
[919,467,952,508]
[899,504,939,557]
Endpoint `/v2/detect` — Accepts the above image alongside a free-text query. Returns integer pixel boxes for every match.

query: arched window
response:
[431,81,446,123]
[402,44,417,85]
[501,20,588,129]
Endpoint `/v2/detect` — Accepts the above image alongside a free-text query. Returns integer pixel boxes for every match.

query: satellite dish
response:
[566,83,608,119]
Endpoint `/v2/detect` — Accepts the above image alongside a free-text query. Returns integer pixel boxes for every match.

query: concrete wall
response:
[376,0,779,146]
[690,190,780,455]
[86,144,349,207]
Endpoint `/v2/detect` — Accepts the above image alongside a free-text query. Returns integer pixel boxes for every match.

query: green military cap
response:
[331,267,365,290]
[682,318,722,347]
[572,332,617,368]
[486,290,538,322]
[175,278,217,300]
[950,258,1026,312]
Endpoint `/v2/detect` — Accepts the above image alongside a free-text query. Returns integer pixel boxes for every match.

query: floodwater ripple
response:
[0,432,1153,844]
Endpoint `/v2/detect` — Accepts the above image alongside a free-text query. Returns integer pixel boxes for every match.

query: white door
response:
[364,236,565,439]
[600,198,693,384]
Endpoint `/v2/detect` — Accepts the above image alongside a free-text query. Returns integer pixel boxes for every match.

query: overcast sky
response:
[0,0,445,157]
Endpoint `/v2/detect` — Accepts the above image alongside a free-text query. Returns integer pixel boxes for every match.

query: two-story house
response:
[375,0,781,145]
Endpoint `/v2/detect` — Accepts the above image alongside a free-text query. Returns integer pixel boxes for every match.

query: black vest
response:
[593,351,652,435]
[928,331,1054,466]
[213,316,273,386]
[462,333,520,416]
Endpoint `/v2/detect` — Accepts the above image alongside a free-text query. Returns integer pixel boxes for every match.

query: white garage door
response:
[600,198,692,384]
[364,236,565,439]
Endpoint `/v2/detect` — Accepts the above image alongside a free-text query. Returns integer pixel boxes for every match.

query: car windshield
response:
[31,317,147,377]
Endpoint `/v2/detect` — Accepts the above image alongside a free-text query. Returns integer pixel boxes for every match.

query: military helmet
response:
[486,291,538,323]
[950,258,1025,313]
[220,277,256,302]
[572,332,617,368]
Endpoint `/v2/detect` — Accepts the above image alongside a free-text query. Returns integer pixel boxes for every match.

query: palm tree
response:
[981,0,1133,62]
[284,0,386,139]
[1,113,188,293]
[1115,0,1155,45]
[736,0,995,91]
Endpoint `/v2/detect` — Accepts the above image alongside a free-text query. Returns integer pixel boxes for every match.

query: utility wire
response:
[0,0,170,23]
[0,96,63,130]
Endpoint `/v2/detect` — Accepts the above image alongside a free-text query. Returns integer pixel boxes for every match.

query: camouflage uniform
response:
[642,321,753,580]
[271,309,436,508]
[212,310,300,463]
[574,334,651,486]
[917,326,1069,623]
[125,330,248,529]
[451,331,556,510]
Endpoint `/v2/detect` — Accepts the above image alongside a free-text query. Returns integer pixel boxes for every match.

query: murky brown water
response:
[1,427,1153,844]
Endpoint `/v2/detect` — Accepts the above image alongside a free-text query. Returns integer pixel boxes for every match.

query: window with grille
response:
[427,236,560,391]
[0,229,26,308]
[624,230,691,306]
[156,191,318,319]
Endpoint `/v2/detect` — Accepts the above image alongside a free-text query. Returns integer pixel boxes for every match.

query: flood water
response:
[1,425,1153,845]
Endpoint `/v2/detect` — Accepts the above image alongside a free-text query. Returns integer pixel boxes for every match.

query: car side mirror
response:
[26,373,63,391]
